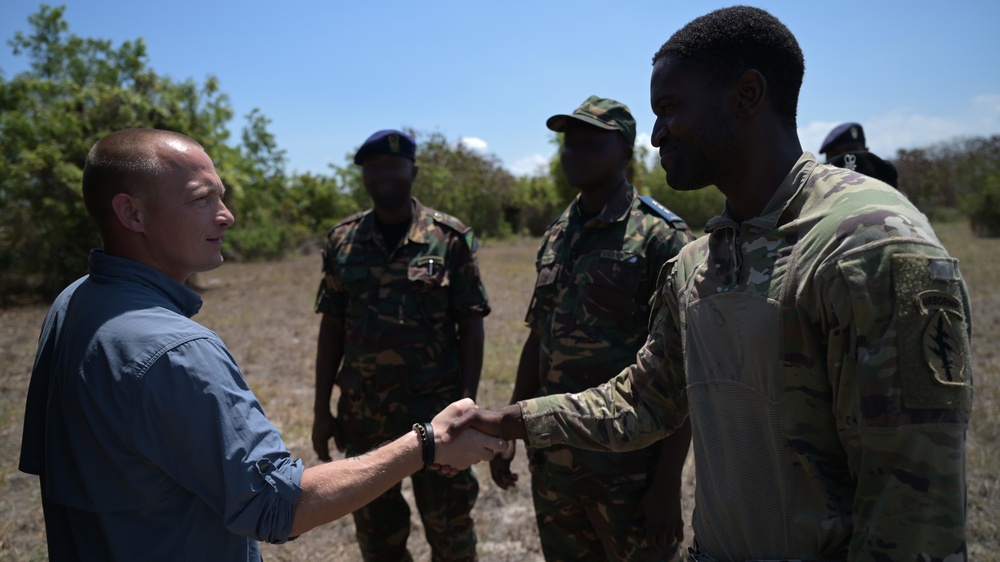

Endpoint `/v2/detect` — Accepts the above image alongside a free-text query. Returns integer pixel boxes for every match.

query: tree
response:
[0,4,238,301]
[896,134,1000,234]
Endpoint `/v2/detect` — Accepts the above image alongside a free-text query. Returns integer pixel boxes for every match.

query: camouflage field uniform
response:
[519,153,973,561]
[316,198,490,562]
[525,183,693,561]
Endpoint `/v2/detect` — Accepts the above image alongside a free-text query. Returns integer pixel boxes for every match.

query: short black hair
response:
[82,128,200,232]
[653,6,805,131]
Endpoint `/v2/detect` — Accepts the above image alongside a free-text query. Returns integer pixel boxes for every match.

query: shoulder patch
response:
[638,195,688,229]
[892,254,972,412]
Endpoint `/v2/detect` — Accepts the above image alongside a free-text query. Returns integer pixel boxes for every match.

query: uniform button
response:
[433,212,442,219]
[256,459,273,473]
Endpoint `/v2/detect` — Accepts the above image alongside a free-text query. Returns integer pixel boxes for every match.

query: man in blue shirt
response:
[18,128,506,561]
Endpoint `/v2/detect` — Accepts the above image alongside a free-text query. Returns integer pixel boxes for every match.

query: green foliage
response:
[963,174,1000,238]
[509,174,563,236]
[896,135,1000,234]
[0,5,360,299]
[0,4,238,300]
[406,131,517,238]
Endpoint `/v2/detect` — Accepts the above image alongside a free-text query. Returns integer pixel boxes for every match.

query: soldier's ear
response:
[734,69,766,119]
[410,164,419,182]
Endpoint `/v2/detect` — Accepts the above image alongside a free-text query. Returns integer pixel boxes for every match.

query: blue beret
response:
[354,129,417,165]
[819,122,865,154]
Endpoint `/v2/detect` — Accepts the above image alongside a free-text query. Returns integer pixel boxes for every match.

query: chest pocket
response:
[530,257,562,326]
[339,263,372,319]
[579,252,642,329]
[407,255,449,323]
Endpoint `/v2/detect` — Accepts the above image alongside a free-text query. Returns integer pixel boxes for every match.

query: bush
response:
[963,174,1000,238]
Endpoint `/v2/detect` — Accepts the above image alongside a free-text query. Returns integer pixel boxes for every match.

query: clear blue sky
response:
[3,0,999,176]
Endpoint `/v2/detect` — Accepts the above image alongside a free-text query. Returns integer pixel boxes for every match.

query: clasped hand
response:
[427,398,508,475]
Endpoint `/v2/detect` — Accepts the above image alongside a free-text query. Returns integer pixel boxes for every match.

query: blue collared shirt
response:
[19,250,304,561]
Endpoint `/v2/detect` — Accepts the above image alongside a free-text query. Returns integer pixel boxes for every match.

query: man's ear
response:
[734,69,767,119]
[111,193,146,233]
[411,164,420,182]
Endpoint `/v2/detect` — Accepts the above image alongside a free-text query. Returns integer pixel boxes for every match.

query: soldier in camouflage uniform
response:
[490,96,694,561]
[449,7,972,561]
[313,129,490,562]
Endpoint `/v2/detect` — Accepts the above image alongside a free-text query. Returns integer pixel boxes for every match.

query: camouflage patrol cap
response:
[820,122,866,154]
[354,129,417,165]
[546,96,636,144]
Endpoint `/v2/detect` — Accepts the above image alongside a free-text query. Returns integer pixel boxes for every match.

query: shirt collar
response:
[87,249,203,318]
[356,198,428,244]
[706,152,817,233]
[569,181,636,226]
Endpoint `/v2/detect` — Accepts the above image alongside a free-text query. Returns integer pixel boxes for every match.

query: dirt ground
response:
[1,225,997,560]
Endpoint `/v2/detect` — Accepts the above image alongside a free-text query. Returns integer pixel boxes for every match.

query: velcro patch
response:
[599,250,637,262]
[893,255,972,411]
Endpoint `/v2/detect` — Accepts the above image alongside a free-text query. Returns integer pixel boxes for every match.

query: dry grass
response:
[0,227,995,560]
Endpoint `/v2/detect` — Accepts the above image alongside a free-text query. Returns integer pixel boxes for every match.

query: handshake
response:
[435,401,526,482]
[312,398,525,477]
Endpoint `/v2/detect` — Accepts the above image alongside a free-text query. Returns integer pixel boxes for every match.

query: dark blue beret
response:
[354,129,417,165]
[820,122,865,153]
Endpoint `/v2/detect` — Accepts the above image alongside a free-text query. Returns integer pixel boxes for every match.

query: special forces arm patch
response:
[892,254,973,412]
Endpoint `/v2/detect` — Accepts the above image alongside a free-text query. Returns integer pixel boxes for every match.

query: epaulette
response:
[430,209,478,251]
[638,195,689,229]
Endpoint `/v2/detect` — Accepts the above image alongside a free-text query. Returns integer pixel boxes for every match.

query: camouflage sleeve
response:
[520,258,689,451]
[822,240,971,560]
[314,236,348,317]
[447,229,490,319]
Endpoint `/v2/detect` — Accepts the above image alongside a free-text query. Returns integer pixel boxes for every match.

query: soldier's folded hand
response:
[489,440,518,489]
[637,478,684,548]
[311,411,341,462]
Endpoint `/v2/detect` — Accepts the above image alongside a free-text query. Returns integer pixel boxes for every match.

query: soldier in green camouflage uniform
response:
[491,96,694,561]
[314,129,490,562]
[449,8,972,561]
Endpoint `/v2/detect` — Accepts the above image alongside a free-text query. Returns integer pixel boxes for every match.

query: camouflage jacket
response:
[524,183,693,485]
[316,199,490,395]
[520,154,972,561]
[528,183,692,396]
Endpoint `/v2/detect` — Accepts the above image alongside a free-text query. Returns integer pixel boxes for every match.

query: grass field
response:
[0,224,997,560]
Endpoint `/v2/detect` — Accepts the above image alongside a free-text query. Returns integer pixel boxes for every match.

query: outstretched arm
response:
[291,398,506,536]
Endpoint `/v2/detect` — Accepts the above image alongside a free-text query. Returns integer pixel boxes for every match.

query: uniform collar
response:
[87,249,203,318]
[356,198,431,245]
[706,152,817,233]
[569,181,636,226]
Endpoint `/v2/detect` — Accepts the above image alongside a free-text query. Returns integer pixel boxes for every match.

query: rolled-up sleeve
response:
[129,336,304,543]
